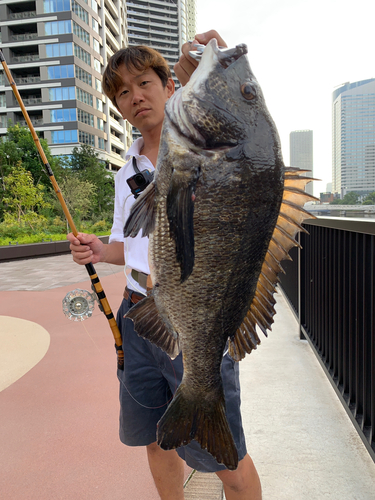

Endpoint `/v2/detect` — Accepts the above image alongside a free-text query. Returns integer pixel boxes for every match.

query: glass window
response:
[78,109,94,126]
[74,44,91,66]
[72,0,89,25]
[47,65,74,79]
[43,0,70,13]
[95,78,102,92]
[49,87,75,100]
[93,38,100,54]
[98,137,105,150]
[46,42,73,58]
[77,87,93,107]
[50,108,77,122]
[92,18,99,34]
[0,93,6,107]
[79,130,95,146]
[91,0,98,14]
[73,22,90,45]
[45,20,72,36]
[96,98,103,112]
[51,129,78,144]
[75,66,92,86]
[94,58,101,73]
[97,117,104,130]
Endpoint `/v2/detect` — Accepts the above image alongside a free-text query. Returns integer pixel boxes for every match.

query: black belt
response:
[123,286,146,304]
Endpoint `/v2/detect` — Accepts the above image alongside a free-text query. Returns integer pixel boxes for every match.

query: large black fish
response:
[124,39,315,470]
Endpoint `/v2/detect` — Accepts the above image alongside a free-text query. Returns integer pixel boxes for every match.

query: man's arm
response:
[67,232,125,266]
[174,30,227,86]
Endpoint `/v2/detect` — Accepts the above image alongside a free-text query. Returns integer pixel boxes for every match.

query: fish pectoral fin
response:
[124,181,156,238]
[229,167,319,362]
[157,384,239,471]
[167,167,200,283]
[124,294,180,359]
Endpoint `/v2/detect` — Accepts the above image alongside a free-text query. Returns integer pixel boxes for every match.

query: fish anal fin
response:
[157,384,238,470]
[125,294,180,359]
[124,181,156,238]
[167,166,200,283]
[228,315,261,361]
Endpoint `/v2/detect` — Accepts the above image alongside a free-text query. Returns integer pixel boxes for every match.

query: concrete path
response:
[1,254,375,499]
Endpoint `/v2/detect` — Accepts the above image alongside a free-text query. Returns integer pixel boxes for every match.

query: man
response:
[68,31,262,500]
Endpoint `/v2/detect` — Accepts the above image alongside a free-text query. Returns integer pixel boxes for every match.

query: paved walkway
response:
[1,254,375,499]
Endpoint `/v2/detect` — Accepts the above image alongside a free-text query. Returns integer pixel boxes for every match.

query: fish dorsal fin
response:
[228,168,318,361]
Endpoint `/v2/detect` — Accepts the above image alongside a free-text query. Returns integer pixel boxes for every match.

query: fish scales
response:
[123,39,314,470]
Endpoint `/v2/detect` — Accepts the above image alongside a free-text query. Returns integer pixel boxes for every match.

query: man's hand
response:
[67,232,104,265]
[174,30,227,86]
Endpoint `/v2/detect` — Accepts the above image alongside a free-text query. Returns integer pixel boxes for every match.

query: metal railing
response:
[10,33,38,42]
[13,76,41,85]
[18,96,42,105]
[279,217,375,462]
[9,11,37,19]
[11,55,39,63]
[16,118,43,127]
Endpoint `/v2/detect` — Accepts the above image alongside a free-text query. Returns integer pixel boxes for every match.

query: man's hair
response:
[102,45,172,109]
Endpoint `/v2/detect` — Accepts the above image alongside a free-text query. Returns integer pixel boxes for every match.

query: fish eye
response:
[241,82,257,100]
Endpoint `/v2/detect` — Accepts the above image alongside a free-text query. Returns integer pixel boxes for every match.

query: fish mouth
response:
[215,42,248,69]
[189,38,248,69]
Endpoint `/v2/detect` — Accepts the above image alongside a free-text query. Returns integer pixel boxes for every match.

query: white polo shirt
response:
[109,137,154,294]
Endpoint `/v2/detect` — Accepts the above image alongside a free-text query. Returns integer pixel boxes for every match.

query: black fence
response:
[279,217,375,462]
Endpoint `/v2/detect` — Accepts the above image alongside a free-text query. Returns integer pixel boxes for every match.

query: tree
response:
[5,123,56,187]
[341,192,359,205]
[330,198,343,205]
[49,174,96,229]
[69,144,115,215]
[2,162,50,229]
[362,192,375,205]
[330,191,359,205]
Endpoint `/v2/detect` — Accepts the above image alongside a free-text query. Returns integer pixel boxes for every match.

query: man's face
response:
[115,65,174,135]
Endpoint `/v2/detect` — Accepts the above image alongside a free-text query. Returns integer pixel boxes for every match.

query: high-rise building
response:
[0,0,132,171]
[289,130,314,196]
[332,79,375,197]
[126,0,197,87]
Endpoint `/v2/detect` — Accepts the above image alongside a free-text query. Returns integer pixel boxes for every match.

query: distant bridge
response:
[305,204,375,215]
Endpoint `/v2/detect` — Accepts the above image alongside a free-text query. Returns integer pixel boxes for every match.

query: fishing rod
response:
[0,49,124,370]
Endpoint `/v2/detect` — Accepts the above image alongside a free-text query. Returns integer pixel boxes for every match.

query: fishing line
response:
[118,353,178,409]
[81,321,102,353]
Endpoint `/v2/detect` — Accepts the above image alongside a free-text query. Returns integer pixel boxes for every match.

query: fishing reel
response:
[62,287,103,321]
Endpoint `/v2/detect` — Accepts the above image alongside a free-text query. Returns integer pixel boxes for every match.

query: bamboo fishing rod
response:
[0,49,124,370]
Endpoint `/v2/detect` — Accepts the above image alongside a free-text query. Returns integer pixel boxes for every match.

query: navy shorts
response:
[116,295,247,473]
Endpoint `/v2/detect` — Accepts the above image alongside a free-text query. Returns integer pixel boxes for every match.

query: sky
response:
[195,0,375,196]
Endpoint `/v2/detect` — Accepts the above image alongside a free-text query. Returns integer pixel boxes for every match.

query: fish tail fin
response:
[157,384,238,470]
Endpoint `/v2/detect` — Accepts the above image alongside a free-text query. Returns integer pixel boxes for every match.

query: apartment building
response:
[126,0,197,86]
[0,0,132,171]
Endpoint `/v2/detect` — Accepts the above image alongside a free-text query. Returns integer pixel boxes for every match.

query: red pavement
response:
[0,272,190,500]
